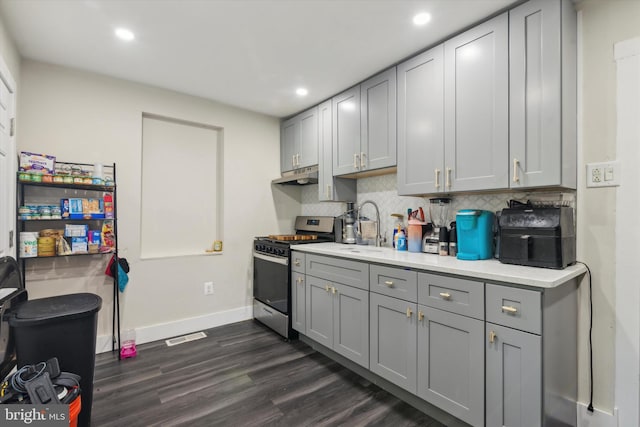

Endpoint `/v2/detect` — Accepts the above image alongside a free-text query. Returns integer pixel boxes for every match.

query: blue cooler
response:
[456,210,494,260]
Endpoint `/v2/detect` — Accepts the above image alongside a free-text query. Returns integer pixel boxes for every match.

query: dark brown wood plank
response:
[92,320,445,427]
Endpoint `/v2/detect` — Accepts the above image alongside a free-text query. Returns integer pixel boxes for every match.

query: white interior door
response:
[0,57,16,259]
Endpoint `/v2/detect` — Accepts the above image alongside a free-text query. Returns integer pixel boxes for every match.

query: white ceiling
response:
[0,0,520,118]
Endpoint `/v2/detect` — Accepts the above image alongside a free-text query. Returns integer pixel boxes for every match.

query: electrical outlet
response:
[204,282,214,295]
[586,161,620,188]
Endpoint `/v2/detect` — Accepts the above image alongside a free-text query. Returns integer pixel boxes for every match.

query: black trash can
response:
[9,293,102,427]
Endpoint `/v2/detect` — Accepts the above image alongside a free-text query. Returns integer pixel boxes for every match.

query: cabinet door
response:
[486,323,542,427]
[509,0,563,188]
[397,45,445,195]
[417,306,484,427]
[280,117,299,172]
[360,67,397,171]
[370,293,417,393]
[318,100,357,202]
[298,106,319,168]
[291,272,306,333]
[444,13,509,192]
[305,276,334,348]
[332,283,369,368]
[332,86,361,176]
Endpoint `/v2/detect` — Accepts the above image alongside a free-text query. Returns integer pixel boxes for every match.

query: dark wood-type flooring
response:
[92,320,445,427]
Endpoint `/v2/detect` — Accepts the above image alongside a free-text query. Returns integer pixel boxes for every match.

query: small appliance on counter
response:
[343,202,357,244]
[423,198,450,254]
[456,210,494,260]
[498,206,576,269]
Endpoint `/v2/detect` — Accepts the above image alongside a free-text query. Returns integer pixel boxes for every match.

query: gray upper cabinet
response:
[280,106,319,173]
[332,86,361,176]
[397,45,444,195]
[509,0,577,189]
[444,13,509,192]
[333,68,397,176]
[318,100,357,202]
[360,67,397,172]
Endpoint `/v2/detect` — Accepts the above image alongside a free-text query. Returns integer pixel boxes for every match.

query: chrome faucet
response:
[357,200,383,247]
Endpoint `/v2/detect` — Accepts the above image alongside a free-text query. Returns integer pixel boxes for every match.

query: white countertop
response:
[292,242,587,289]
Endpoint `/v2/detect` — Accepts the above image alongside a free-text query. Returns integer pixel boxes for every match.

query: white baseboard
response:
[577,402,618,427]
[95,305,253,354]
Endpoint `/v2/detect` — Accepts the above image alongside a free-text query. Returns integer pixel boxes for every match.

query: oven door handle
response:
[253,252,289,266]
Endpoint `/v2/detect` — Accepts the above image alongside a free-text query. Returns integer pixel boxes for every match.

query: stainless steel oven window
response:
[253,253,289,314]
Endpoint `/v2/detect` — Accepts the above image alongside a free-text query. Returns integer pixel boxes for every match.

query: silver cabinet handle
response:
[353,153,359,169]
[292,154,296,169]
[502,305,518,314]
[406,307,413,318]
[439,292,451,300]
[513,158,520,183]
[489,330,497,343]
[294,258,301,267]
[435,169,441,189]
[446,167,452,189]
[360,151,366,169]
[326,184,331,199]
[384,280,394,287]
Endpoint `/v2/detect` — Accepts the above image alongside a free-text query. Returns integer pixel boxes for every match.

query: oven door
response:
[253,252,289,314]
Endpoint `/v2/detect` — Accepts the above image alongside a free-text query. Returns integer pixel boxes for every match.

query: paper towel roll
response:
[93,163,104,179]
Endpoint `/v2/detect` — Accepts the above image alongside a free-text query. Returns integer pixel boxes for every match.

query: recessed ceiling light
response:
[115,28,135,41]
[413,12,432,26]
[296,87,308,97]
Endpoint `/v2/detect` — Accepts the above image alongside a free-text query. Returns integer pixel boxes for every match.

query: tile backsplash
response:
[301,173,575,246]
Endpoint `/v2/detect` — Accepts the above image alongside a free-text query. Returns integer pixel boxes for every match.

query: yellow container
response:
[37,236,56,256]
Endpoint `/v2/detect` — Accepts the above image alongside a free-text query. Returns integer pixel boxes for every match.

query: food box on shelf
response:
[71,237,88,254]
[65,224,88,237]
[19,152,56,175]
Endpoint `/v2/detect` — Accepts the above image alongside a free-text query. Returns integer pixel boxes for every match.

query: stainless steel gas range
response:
[252,216,335,339]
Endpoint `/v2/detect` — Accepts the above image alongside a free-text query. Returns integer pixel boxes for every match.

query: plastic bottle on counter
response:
[396,229,407,251]
[449,222,458,257]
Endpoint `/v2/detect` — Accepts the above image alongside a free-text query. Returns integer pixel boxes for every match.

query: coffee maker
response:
[423,198,451,254]
[343,202,357,244]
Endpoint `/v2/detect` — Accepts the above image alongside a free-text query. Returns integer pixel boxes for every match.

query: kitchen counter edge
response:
[292,242,586,289]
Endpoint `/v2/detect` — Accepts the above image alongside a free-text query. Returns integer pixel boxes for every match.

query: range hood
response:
[272,165,319,185]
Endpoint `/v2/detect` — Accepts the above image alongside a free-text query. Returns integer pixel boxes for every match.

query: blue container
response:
[456,210,494,260]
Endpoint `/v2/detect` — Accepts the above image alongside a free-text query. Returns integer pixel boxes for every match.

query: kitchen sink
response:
[338,246,384,254]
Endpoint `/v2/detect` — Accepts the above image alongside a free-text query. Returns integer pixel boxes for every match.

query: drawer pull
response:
[406,307,413,318]
[384,280,394,287]
[502,305,518,314]
[418,311,424,321]
[294,259,301,266]
[489,330,497,344]
[439,292,451,300]
[325,284,330,292]
[331,286,337,295]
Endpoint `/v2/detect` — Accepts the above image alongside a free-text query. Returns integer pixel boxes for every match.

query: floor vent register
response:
[165,331,207,347]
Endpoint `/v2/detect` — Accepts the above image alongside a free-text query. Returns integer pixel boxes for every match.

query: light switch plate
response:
[586,161,621,188]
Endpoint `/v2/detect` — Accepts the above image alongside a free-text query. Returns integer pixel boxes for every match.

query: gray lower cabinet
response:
[291,271,306,333]
[417,305,484,427]
[486,322,542,427]
[369,292,417,393]
[305,275,369,368]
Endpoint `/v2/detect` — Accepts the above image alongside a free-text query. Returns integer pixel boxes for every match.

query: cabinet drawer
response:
[418,273,484,320]
[306,254,369,291]
[291,252,306,273]
[370,264,417,302]
[486,284,541,334]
